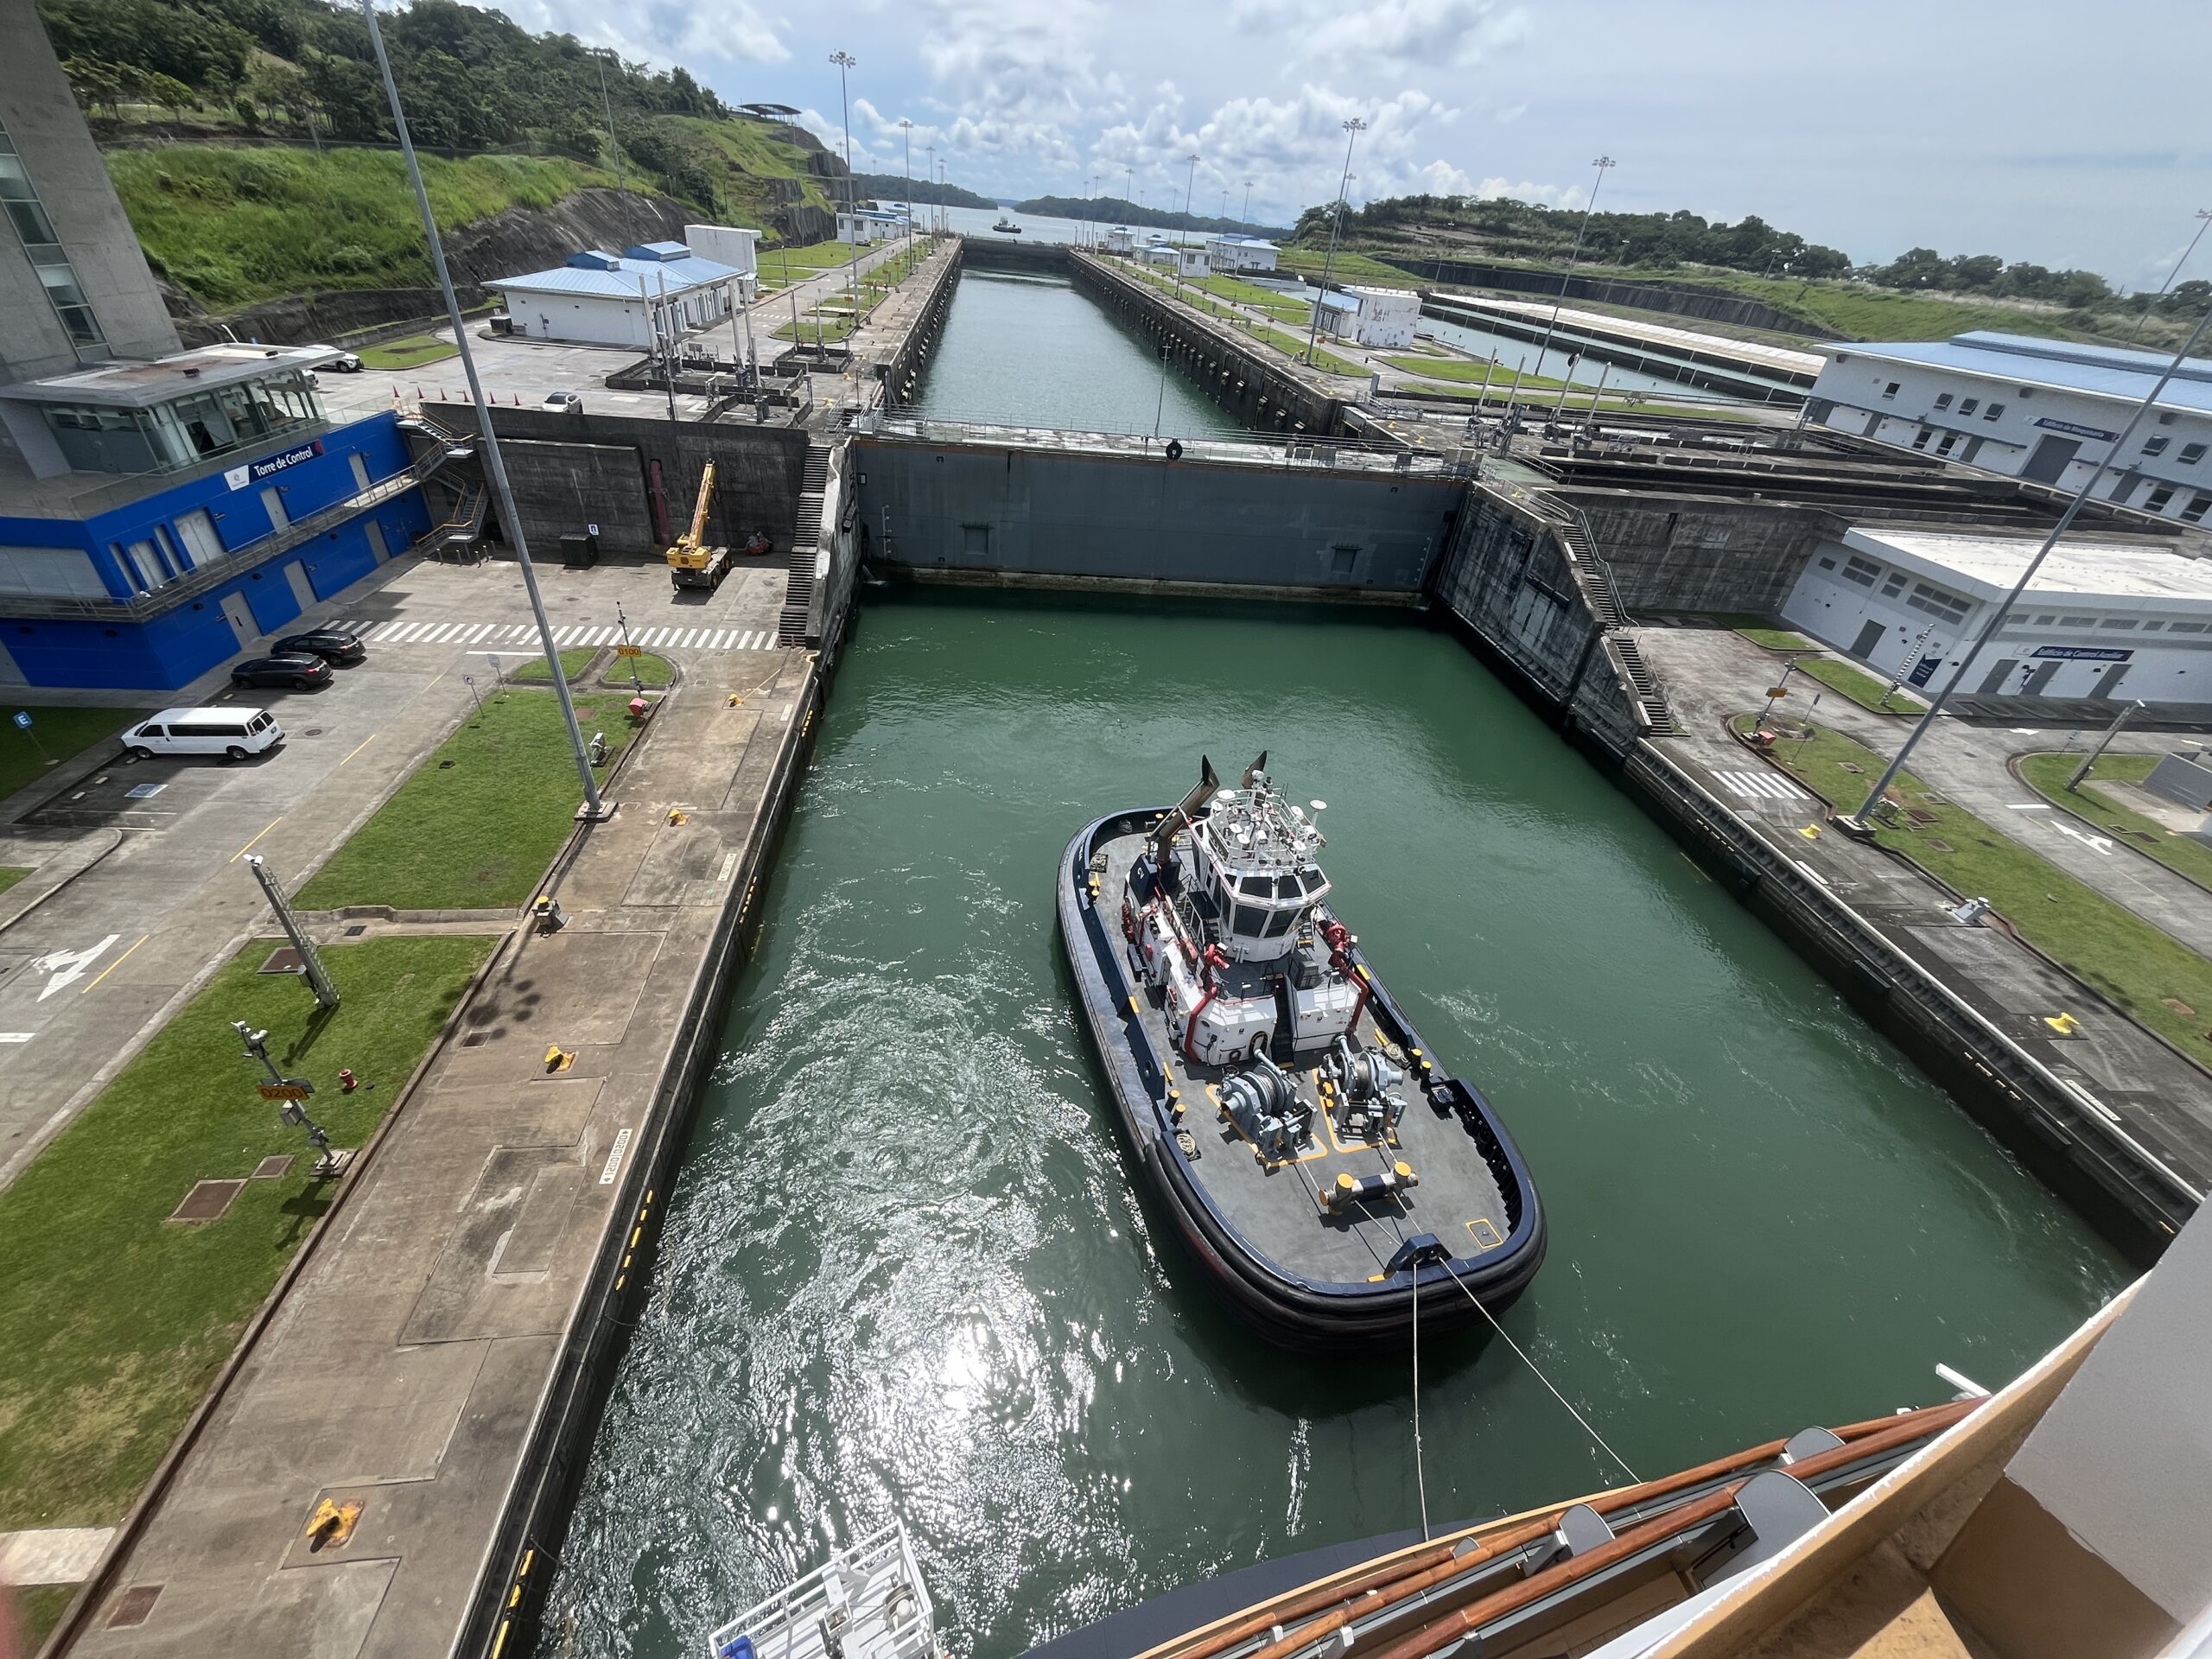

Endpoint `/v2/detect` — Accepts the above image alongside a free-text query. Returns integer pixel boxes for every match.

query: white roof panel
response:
[1841,525,2212,607]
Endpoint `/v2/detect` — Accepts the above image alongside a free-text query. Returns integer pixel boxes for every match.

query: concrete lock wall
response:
[1567,493,1831,616]
[855,438,1458,592]
[482,408,810,557]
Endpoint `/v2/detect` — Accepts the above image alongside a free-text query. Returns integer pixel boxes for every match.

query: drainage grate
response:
[106,1586,162,1630]
[462,1032,490,1047]
[169,1179,245,1223]
[251,1154,296,1179]
[343,924,368,937]
[258,946,304,975]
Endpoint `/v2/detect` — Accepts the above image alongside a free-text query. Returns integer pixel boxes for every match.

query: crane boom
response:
[666,461,731,588]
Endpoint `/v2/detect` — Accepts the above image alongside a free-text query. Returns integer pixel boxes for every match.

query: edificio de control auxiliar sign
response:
[223,438,327,491]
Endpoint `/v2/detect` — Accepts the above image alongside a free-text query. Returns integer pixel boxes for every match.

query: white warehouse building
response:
[1141,242,1211,279]
[1781,524,2212,703]
[486,243,745,350]
[682,223,761,300]
[1313,285,1421,350]
[1807,332,2212,528]
[1206,235,1278,273]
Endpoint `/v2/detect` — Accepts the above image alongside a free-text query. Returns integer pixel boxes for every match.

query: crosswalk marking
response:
[1713,769,1810,802]
[330,617,781,653]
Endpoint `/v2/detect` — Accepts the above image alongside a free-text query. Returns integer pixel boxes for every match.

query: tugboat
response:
[1057,754,1544,1349]
[992,216,1022,234]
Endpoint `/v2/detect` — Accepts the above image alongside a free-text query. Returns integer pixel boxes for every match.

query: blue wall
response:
[0,411,433,690]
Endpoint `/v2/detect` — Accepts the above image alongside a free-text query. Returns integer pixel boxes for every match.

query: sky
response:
[486,0,2212,286]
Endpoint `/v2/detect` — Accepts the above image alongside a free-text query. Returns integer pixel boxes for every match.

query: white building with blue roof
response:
[486,243,746,352]
[1808,332,2212,527]
[1205,235,1278,273]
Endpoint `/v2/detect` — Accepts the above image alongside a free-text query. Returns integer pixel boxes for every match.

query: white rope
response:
[1412,1268,1431,1541]
[1437,1256,1642,1485]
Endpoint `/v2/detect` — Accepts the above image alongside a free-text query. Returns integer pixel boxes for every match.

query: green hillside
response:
[106,146,614,308]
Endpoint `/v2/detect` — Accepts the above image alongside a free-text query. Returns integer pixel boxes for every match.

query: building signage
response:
[1908,657,1942,688]
[2031,416,2120,442]
[226,441,326,489]
[2031,645,2133,662]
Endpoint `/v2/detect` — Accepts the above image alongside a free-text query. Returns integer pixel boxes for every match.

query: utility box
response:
[560,531,598,569]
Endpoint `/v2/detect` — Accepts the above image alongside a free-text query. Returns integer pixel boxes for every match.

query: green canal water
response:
[907,270,1242,438]
[539,594,2126,1658]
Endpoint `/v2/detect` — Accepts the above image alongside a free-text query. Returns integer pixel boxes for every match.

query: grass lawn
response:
[1791,656,1927,715]
[1275,246,1423,287]
[1382,353,1566,391]
[0,934,495,1531]
[359,332,457,370]
[601,651,673,689]
[294,688,641,911]
[0,706,150,802]
[1251,325,1365,378]
[763,238,863,270]
[1735,626,1815,651]
[0,867,29,899]
[2017,753,2212,892]
[772,313,859,343]
[1738,715,2212,1065]
[16,1584,75,1648]
[507,647,598,684]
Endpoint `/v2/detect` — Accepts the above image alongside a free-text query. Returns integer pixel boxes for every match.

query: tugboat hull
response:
[1058,808,1545,1351]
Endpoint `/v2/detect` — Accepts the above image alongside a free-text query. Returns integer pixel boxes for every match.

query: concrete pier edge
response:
[456,653,827,1659]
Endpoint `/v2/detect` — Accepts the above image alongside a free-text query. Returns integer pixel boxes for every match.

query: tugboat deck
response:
[1098,832,1513,1292]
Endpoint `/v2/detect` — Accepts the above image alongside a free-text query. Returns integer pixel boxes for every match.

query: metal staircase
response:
[1609,636,1681,736]
[777,440,831,647]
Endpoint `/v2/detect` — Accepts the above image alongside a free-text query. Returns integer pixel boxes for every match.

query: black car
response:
[273,627,367,664]
[230,653,332,691]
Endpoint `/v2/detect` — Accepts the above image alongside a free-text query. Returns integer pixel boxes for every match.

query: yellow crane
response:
[665,461,730,589]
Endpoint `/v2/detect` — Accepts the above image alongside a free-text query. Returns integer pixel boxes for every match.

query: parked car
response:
[123,708,283,762]
[273,627,367,664]
[229,653,332,691]
[543,391,583,413]
[327,352,365,373]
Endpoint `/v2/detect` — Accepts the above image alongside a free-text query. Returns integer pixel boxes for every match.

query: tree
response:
[143,71,198,118]
[60,54,124,115]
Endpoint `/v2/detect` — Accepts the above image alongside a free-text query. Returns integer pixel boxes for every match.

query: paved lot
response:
[0,551,789,1192]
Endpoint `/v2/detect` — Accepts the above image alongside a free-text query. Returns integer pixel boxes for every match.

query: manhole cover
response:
[343,924,368,937]
[169,1179,245,1224]
[105,1586,162,1630]
[302,727,325,737]
[251,1154,296,1179]
[461,1032,490,1047]
[125,782,165,799]
[258,946,304,975]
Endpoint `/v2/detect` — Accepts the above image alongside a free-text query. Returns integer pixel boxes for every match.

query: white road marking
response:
[463,623,493,643]
[2048,819,2113,855]
[30,935,119,1001]
[0,1033,32,1044]
[2006,802,2051,810]
[1713,769,1808,801]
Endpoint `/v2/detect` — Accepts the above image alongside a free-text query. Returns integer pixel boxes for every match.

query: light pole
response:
[2133,208,2212,340]
[925,144,935,234]
[245,854,338,1009]
[1846,302,2212,831]
[899,118,914,242]
[1301,117,1366,368]
[1242,179,1254,226]
[1176,152,1199,299]
[1530,155,1615,384]
[830,51,859,311]
[597,58,634,256]
[233,1021,346,1176]
[1124,164,1135,231]
[2068,701,2147,791]
[361,0,606,819]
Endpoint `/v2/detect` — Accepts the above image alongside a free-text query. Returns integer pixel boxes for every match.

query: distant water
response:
[906,270,1241,438]
[538,594,2126,1659]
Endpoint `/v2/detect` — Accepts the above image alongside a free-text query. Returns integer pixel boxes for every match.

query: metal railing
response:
[861,412,1474,478]
[0,437,465,621]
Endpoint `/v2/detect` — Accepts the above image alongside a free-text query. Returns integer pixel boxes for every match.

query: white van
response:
[123,707,284,762]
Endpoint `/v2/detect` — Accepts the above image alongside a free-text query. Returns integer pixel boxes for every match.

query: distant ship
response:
[1057,753,1545,1348]
[992,217,1022,234]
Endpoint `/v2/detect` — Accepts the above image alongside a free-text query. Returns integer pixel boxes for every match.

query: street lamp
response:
[1302,117,1366,368]
[1242,179,1254,226]
[899,118,914,241]
[830,51,859,309]
[2132,207,2212,340]
[1176,152,1199,298]
[360,0,605,820]
[925,143,936,234]
[1530,154,1615,385]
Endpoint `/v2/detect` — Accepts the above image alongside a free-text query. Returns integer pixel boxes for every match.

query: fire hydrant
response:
[628,696,649,722]
[339,1068,358,1094]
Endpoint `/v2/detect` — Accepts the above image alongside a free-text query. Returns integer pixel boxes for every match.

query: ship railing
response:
[703,1522,934,1659]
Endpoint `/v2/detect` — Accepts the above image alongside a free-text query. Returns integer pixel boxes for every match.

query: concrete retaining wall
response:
[1566,493,1832,617]
[473,407,810,558]
[1387,257,1847,340]
[883,240,963,409]
[1068,252,1355,437]
[855,436,1457,592]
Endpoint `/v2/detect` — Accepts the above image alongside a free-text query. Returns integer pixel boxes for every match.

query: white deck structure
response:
[705,1524,938,1659]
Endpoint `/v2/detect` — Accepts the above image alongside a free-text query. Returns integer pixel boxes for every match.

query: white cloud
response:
[1474,175,1583,208]
[1233,0,1529,71]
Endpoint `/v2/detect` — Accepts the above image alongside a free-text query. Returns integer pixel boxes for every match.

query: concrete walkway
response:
[1641,624,2212,1197]
[1637,627,2212,957]
[0,1527,112,1586]
[59,637,813,1656]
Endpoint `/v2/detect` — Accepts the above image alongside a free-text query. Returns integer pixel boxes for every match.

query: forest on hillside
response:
[849,172,995,209]
[35,0,830,215]
[1302,194,2209,323]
